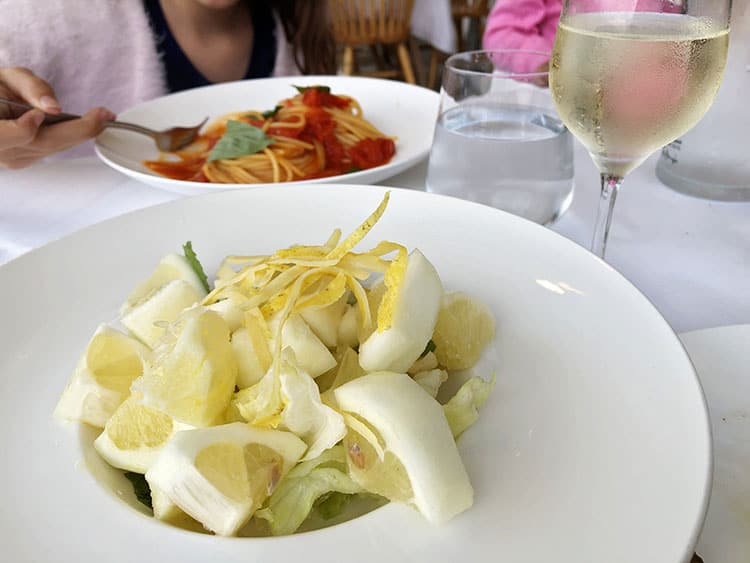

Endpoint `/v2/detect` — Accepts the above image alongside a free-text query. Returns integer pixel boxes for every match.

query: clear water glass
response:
[426,50,575,225]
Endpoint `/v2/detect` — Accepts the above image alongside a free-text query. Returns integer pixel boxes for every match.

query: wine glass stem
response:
[591,174,624,259]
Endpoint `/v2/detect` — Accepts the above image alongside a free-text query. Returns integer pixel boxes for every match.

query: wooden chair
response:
[329,0,417,84]
[427,0,490,90]
[451,0,489,52]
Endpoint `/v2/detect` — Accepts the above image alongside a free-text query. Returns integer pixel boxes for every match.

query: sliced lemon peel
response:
[375,242,407,332]
[325,191,390,261]
[197,193,401,375]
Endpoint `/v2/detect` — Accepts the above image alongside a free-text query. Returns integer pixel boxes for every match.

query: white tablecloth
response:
[1,139,748,334]
[411,0,457,54]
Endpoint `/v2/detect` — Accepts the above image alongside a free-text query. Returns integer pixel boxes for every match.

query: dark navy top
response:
[143,0,277,93]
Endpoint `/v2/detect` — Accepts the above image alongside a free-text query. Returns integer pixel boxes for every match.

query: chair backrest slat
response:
[330,0,416,44]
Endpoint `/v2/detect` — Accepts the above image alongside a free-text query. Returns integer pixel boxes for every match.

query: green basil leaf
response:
[124,472,153,510]
[182,241,210,293]
[419,339,437,359]
[293,84,331,94]
[208,120,275,162]
[261,105,282,119]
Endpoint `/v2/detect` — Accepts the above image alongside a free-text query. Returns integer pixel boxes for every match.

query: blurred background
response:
[329,0,493,89]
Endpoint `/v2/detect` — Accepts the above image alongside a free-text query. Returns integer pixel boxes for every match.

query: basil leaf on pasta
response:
[261,105,282,119]
[208,120,275,162]
[293,84,331,94]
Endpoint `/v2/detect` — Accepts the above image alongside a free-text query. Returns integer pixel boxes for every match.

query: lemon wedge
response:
[432,291,496,370]
[359,251,443,373]
[337,304,360,349]
[206,297,244,332]
[55,325,149,428]
[151,485,204,532]
[412,368,448,399]
[268,313,336,378]
[299,293,347,348]
[133,308,237,427]
[94,396,192,473]
[333,372,473,524]
[121,253,207,315]
[121,280,204,349]
[145,422,306,536]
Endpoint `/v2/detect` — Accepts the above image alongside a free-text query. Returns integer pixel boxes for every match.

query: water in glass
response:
[426,102,574,225]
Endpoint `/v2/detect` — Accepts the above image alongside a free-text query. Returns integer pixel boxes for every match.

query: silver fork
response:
[0,98,207,151]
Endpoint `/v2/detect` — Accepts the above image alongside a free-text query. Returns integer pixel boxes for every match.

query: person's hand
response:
[0,67,115,169]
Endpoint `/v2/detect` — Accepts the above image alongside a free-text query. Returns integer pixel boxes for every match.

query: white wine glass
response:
[549,0,732,258]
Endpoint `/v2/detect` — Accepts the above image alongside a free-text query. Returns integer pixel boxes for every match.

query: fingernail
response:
[98,108,116,122]
[39,95,60,111]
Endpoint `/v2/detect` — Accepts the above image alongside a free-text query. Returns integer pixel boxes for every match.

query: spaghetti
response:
[144,86,396,184]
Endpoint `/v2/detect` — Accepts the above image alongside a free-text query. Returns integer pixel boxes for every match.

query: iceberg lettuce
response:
[443,374,496,438]
[254,446,364,535]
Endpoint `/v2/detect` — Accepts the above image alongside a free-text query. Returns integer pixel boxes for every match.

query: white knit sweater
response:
[0,0,300,116]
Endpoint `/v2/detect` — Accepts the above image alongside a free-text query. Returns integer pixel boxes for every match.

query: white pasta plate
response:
[0,185,709,562]
[94,76,439,195]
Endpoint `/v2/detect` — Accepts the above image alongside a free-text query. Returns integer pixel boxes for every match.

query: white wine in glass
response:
[549,1,731,258]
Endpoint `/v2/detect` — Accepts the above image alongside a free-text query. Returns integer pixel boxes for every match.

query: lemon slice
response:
[206,297,244,332]
[232,329,269,390]
[407,351,438,375]
[145,422,306,536]
[337,304,360,349]
[55,325,149,428]
[151,485,204,532]
[333,372,473,524]
[121,253,207,315]
[359,251,443,373]
[412,368,448,399]
[268,314,336,379]
[133,309,237,427]
[94,396,192,473]
[299,293,347,348]
[121,280,204,349]
[432,291,495,370]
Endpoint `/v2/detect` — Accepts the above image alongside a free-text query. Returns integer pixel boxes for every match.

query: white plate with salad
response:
[0,185,709,562]
[94,76,439,195]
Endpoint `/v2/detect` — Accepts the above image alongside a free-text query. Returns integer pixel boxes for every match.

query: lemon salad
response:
[55,193,496,537]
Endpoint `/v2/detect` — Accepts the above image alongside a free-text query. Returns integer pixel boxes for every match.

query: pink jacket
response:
[483,0,684,74]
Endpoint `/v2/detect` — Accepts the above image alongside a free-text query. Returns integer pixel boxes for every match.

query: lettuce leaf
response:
[278,349,346,460]
[254,446,364,535]
[233,349,346,459]
[316,492,351,520]
[443,374,496,438]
